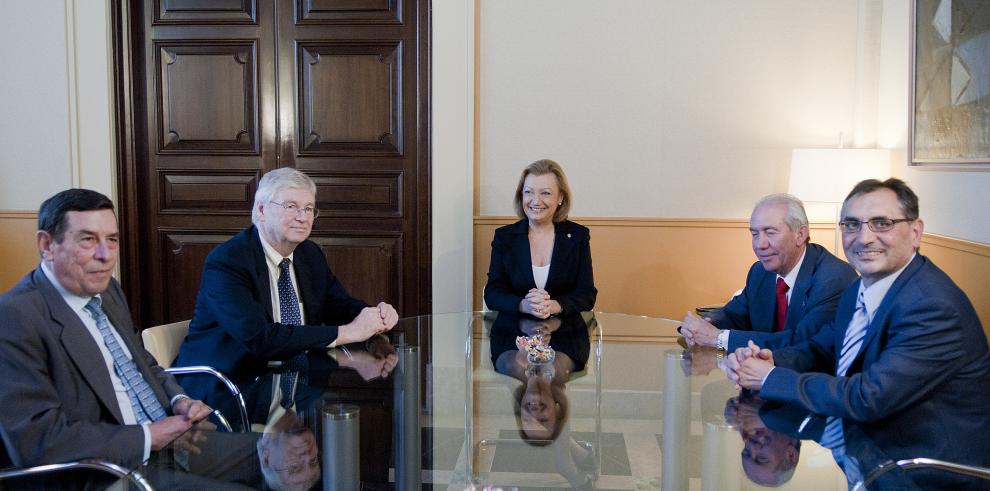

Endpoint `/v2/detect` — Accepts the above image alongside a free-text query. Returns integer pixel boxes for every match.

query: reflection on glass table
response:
[145,311,903,490]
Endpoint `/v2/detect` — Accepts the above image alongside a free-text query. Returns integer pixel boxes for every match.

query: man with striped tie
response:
[726,178,990,489]
[0,189,261,488]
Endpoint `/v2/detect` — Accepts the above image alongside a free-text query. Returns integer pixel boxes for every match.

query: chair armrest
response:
[164,366,250,432]
[0,459,153,490]
[856,457,990,490]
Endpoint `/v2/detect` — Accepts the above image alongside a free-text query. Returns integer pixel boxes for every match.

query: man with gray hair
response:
[175,168,398,406]
[681,193,856,352]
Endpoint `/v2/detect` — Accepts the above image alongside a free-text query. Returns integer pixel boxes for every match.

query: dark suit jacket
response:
[175,226,366,399]
[0,268,183,468]
[761,255,990,474]
[484,219,597,314]
[711,243,857,351]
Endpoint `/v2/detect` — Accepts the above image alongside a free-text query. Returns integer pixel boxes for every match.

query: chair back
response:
[141,320,190,368]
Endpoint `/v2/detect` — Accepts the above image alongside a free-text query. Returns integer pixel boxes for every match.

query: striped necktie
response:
[819,291,869,449]
[837,291,869,377]
[84,297,167,424]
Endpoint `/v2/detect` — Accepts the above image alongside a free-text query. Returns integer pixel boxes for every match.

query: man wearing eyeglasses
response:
[681,193,857,352]
[727,178,990,488]
[175,168,398,407]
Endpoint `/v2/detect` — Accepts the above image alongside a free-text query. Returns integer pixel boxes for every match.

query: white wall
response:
[0,0,116,211]
[0,1,73,209]
[432,0,475,313]
[878,0,990,244]
[478,0,868,220]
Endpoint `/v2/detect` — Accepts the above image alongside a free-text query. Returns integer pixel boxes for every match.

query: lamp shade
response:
[788,148,891,203]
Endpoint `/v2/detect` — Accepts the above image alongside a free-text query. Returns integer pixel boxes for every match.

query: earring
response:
[558,201,562,205]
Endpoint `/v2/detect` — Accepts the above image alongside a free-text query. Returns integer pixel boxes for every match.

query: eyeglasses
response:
[270,201,320,219]
[274,457,319,475]
[839,217,914,234]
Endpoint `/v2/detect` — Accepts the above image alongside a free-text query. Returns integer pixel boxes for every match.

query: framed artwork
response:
[911,0,990,165]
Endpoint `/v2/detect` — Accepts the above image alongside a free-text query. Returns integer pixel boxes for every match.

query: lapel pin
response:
[567,233,571,238]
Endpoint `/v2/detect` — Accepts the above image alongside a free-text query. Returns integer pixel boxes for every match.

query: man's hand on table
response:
[680,311,721,348]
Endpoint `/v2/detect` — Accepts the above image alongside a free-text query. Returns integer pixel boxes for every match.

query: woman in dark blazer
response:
[484,159,597,316]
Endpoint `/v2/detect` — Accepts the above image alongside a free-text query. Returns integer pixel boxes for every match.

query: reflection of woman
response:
[490,312,596,488]
[484,159,596,318]
[724,394,801,487]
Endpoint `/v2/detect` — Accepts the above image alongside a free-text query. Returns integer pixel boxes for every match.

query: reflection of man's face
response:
[264,429,320,487]
[740,427,799,486]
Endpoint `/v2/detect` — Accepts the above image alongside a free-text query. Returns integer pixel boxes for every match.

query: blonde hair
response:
[513,159,572,223]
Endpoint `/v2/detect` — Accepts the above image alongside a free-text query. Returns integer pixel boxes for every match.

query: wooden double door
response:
[113,0,431,328]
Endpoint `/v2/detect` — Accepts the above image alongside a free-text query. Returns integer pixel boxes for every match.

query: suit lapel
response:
[34,269,127,424]
[250,226,276,320]
[752,271,776,331]
[546,222,575,292]
[294,246,316,324]
[854,255,925,367]
[784,245,818,331]
[512,221,537,290]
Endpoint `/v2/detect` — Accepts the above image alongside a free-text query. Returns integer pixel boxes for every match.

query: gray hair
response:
[252,168,317,224]
[753,193,809,240]
[256,433,321,491]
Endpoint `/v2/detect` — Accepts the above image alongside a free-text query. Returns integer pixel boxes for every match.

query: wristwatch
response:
[715,330,726,352]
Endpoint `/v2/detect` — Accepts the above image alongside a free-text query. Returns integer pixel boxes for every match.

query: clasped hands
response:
[150,397,215,452]
[339,336,398,381]
[519,288,562,319]
[339,302,399,345]
[724,340,775,391]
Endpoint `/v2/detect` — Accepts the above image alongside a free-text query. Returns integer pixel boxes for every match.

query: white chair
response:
[142,320,249,432]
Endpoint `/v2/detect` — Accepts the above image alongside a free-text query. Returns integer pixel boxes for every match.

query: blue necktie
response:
[837,291,869,377]
[277,259,306,407]
[84,297,167,424]
[278,258,302,326]
[820,292,869,449]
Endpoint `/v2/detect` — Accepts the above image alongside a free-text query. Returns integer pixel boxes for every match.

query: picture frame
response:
[910,0,990,165]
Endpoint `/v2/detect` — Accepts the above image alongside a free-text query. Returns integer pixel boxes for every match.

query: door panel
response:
[117,0,429,328]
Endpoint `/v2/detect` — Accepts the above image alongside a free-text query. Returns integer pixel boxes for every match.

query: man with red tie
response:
[681,194,857,352]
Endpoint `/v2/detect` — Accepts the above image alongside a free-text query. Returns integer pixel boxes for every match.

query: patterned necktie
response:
[819,291,870,450]
[84,297,167,424]
[277,258,306,407]
[836,291,869,377]
[278,258,302,325]
[774,277,789,332]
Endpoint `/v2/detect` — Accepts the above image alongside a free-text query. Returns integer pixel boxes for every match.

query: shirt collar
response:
[259,233,294,269]
[857,252,917,318]
[777,248,807,290]
[40,261,98,313]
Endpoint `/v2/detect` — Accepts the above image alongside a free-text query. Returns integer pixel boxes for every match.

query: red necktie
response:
[774,277,789,332]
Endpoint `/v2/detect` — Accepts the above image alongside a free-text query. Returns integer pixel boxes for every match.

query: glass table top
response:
[136,311,923,490]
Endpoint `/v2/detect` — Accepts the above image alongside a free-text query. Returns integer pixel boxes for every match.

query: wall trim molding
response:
[922,233,990,258]
[0,211,37,219]
[474,215,990,250]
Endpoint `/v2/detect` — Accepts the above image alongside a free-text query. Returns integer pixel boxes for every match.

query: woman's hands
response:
[519,288,562,318]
